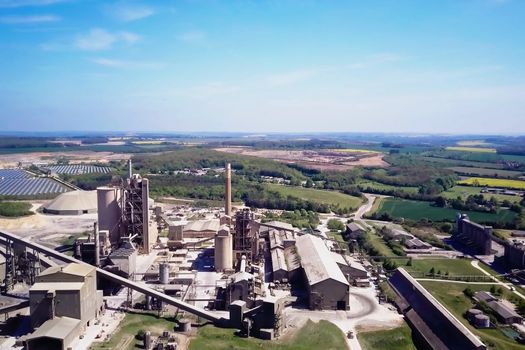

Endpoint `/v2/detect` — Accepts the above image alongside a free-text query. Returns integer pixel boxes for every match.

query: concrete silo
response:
[159,262,170,284]
[215,225,233,272]
[97,186,122,245]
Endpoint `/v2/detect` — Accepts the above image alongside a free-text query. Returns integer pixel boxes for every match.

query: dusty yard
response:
[0,150,130,168]
[215,147,389,171]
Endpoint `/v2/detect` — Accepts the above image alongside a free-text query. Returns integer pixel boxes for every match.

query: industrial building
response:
[295,234,350,310]
[473,291,523,325]
[23,263,103,350]
[504,240,525,269]
[454,214,492,255]
[183,219,220,238]
[345,222,365,239]
[389,268,486,350]
[43,190,97,215]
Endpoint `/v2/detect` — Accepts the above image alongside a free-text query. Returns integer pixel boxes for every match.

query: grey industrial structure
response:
[454,214,492,255]
[23,263,104,350]
[504,241,525,269]
[473,291,523,325]
[345,222,365,239]
[389,268,486,350]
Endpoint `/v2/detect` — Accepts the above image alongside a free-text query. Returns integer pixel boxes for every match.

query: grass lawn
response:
[90,313,178,350]
[443,185,522,203]
[420,281,524,350]
[445,146,497,153]
[406,258,485,277]
[358,324,416,350]
[266,183,363,209]
[458,177,525,190]
[371,198,517,224]
[189,320,348,350]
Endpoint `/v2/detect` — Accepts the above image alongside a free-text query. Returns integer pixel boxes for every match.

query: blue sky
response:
[0,0,524,134]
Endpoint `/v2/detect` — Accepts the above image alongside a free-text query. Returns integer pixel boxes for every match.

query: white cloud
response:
[91,58,164,69]
[75,28,140,51]
[0,14,60,24]
[0,0,68,7]
[105,2,155,22]
[177,30,207,44]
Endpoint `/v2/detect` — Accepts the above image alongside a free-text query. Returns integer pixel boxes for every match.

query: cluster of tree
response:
[262,209,320,229]
[0,201,33,217]
[378,226,406,256]
[327,218,345,231]
[0,137,63,149]
[63,173,115,191]
[310,169,361,190]
[243,189,332,213]
[133,148,305,184]
[435,194,522,214]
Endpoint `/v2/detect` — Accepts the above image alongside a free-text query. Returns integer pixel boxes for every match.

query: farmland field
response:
[445,146,497,153]
[419,156,507,169]
[266,183,363,209]
[458,177,525,190]
[447,167,523,179]
[370,198,517,223]
[443,185,522,203]
[357,180,419,194]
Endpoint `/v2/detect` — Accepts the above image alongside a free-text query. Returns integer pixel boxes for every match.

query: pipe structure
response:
[0,230,223,324]
[128,159,133,179]
[94,222,100,267]
[225,163,232,216]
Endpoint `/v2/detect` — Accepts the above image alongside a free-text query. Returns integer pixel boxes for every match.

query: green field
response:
[420,156,507,170]
[189,320,348,350]
[358,324,416,350]
[447,167,523,179]
[0,201,33,217]
[443,186,522,203]
[357,180,419,194]
[420,281,525,350]
[90,313,177,350]
[459,177,525,190]
[371,198,517,223]
[446,146,497,153]
[266,183,363,209]
[406,258,485,277]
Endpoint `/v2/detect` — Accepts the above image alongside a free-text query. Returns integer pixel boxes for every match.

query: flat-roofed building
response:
[295,234,350,310]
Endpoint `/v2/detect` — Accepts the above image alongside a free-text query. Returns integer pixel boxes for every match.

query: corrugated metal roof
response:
[346,222,364,232]
[39,263,95,277]
[30,282,84,291]
[24,316,80,341]
[487,300,522,320]
[271,248,287,273]
[330,252,367,273]
[295,234,348,286]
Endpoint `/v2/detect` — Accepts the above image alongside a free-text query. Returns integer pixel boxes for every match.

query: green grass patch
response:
[420,281,525,350]
[266,184,362,209]
[189,320,348,350]
[358,324,416,350]
[90,312,177,350]
[357,180,419,194]
[443,186,522,203]
[370,198,517,224]
[406,258,485,277]
[445,146,497,153]
[0,201,33,217]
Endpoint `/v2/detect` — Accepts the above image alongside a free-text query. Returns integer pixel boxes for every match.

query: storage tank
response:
[97,186,121,245]
[466,308,482,321]
[474,314,490,328]
[214,225,232,271]
[144,331,151,349]
[179,318,192,332]
[159,263,170,284]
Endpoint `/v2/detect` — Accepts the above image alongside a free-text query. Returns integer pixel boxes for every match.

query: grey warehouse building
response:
[295,234,350,310]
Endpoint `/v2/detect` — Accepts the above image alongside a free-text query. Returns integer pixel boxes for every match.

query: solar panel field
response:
[0,169,69,196]
[45,164,112,175]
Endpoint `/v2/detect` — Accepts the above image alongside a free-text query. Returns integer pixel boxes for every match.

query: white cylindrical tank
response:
[97,187,121,245]
[215,228,232,272]
[159,263,170,284]
[144,331,151,349]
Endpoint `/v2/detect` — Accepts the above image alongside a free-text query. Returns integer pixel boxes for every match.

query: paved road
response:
[471,260,525,300]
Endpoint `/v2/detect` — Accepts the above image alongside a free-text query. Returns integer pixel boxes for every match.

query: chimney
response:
[128,158,133,179]
[94,222,100,267]
[225,163,232,216]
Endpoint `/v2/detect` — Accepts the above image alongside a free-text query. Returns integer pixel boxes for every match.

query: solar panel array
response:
[0,169,31,179]
[0,177,69,196]
[45,164,112,175]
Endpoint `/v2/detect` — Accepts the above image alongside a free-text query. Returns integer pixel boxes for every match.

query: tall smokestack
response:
[225,163,232,216]
[94,222,100,267]
[128,159,133,179]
